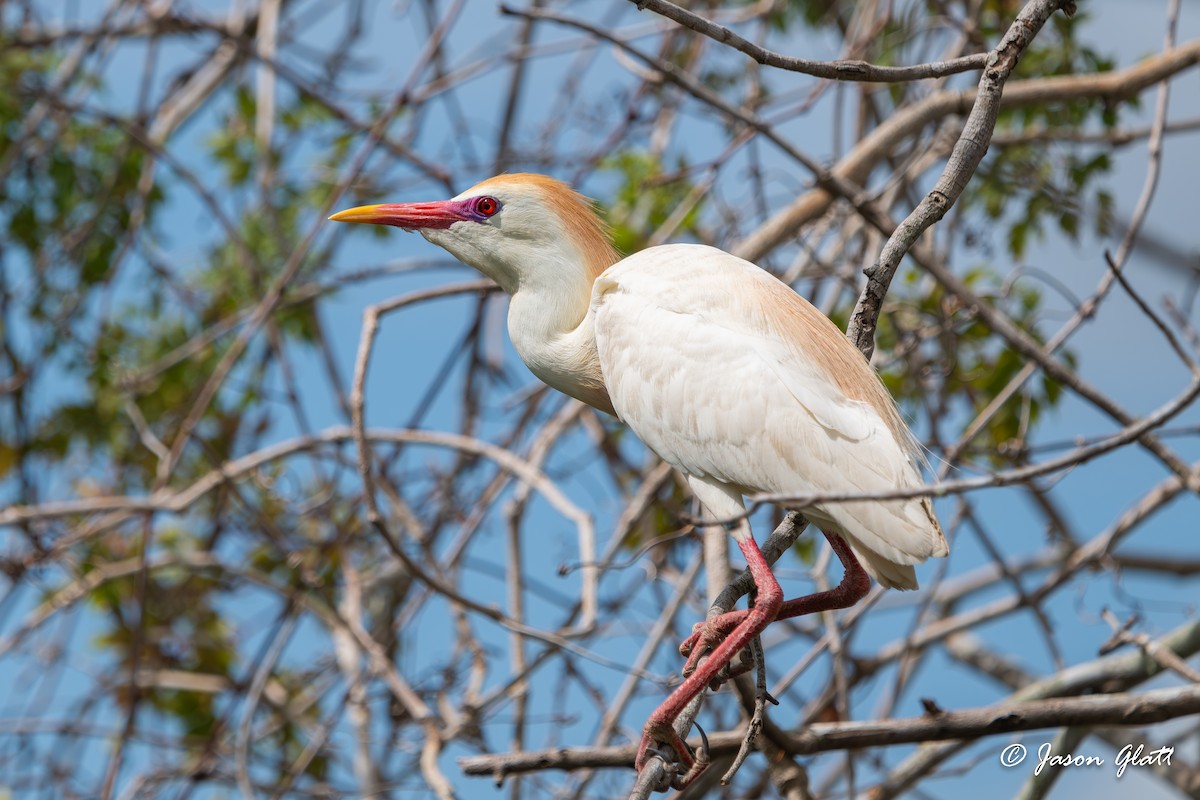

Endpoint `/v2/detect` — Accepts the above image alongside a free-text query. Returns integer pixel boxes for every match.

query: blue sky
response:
[3,1,1200,797]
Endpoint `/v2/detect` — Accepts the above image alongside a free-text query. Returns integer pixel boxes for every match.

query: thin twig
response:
[628,0,989,82]
[847,0,1076,360]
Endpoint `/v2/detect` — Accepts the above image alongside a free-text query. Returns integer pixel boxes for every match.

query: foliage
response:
[1,3,1193,799]
[600,150,704,254]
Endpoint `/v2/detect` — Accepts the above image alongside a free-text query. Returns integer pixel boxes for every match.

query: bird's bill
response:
[328,201,468,230]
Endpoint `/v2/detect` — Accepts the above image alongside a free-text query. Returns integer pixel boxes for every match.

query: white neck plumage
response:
[504,246,617,416]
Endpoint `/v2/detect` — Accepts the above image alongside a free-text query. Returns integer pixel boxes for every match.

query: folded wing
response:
[593,244,947,589]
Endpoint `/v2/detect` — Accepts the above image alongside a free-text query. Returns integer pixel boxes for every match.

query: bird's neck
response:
[506,259,617,416]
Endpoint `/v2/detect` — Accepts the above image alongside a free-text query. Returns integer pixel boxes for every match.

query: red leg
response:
[679,531,870,677]
[635,533,783,779]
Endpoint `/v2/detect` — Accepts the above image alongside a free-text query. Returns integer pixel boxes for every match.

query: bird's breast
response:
[506,291,616,416]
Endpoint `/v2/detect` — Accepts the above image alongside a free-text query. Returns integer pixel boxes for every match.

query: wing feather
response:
[593,244,947,589]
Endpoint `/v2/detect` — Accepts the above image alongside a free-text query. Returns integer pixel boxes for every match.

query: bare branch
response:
[461,682,1200,776]
[847,0,1075,359]
[628,0,989,82]
[735,38,1200,263]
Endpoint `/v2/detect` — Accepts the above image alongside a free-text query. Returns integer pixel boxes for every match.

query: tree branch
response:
[461,682,1200,777]
[847,0,1075,359]
[627,0,988,82]
[734,37,1200,264]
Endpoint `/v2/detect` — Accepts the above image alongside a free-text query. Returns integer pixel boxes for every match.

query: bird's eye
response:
[474,196,500,218]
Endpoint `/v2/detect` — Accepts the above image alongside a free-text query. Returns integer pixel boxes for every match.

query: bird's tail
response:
[824,496,947,591]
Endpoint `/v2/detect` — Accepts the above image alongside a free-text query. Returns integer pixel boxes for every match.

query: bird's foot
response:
[679,611,752,680]
[635,719,710,791]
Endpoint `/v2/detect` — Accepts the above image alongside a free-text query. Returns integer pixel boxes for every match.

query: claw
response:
[635,722,695,776]
[642,745,676,767]
[671,731,711,790]
[636,746,679,793]
[694,720,710,754]
[679,621,705,657]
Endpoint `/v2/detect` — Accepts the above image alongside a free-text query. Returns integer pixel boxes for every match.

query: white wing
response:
[592,244,947,589]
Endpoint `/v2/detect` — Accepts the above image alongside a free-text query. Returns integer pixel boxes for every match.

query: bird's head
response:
[330,173,620,295]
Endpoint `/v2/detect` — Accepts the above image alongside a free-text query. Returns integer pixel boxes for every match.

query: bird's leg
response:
[680,531,870,678]
[635,533,783,782]
[773,531,870,617]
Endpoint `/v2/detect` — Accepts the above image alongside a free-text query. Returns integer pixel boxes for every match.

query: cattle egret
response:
[331,173,948,784]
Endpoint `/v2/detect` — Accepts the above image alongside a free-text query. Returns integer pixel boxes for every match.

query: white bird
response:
[331,173,948,784]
